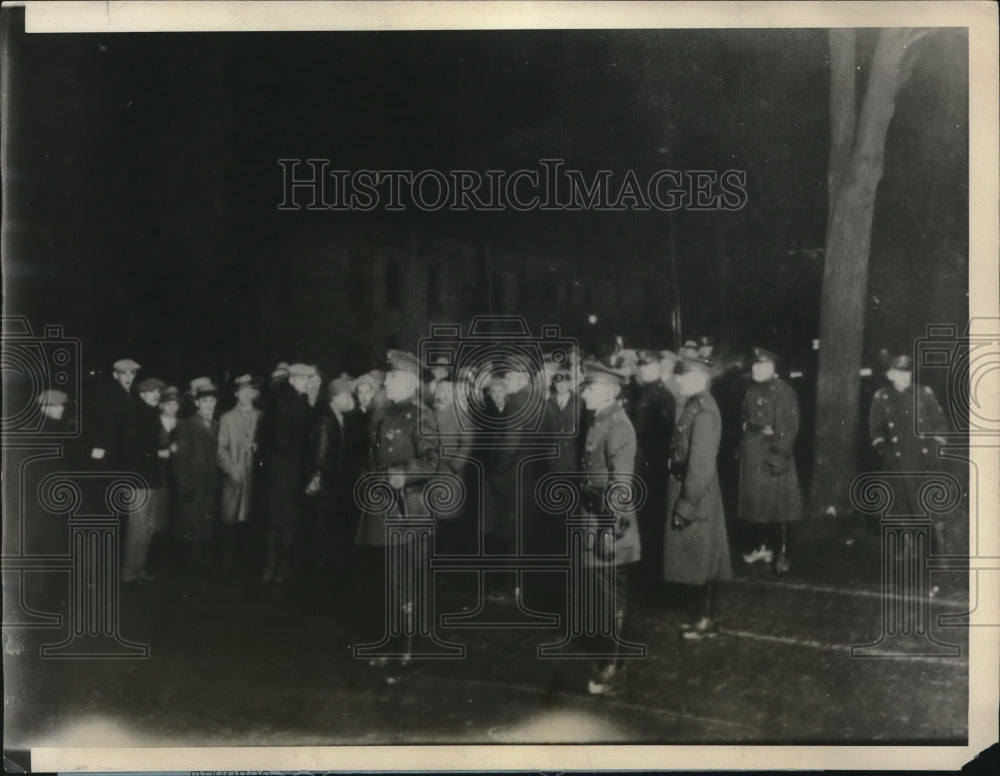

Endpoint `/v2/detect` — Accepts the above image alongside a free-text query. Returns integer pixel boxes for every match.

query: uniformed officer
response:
[578,361,641,695]
[868,355,950,548]
[358,350,440,675]
[663,355,732,640]
[631,350,676,596]
[738,348,802,574]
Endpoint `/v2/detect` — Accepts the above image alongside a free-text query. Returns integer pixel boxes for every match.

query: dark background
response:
[2,13,968,384]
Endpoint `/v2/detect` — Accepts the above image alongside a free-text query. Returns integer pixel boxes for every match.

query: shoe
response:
[587,679,617,696]
[368,655,391,668]
[742,545,774,565]
[587,663,618,695]
[680,617,718,640]
[774,553,790,575]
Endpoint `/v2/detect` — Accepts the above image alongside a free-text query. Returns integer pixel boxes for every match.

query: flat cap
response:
[37,389,68,407]
[386,350,421,376]
[234,374,261,391]
[355,371,382,391]
[288,363,313,378]
[889,354,913,372]
[136,378,166,394]
[636,349,663,365]
[659,349,679,363]
[271,362,290,379]
[159,386,181,403]
[581,360,628,386]
[328,372,354,397]
[113,358,140,372]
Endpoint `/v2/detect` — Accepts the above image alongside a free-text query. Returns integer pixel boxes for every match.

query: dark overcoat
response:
[868,383,949,515]
[172,414,220,542]
[737,377,803,523]
[261,389,310,532]
[663,391,732,585]
[481,403,522,540]
[355,395,440,546]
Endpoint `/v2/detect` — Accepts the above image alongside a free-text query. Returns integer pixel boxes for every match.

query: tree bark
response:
[809,29,925,516]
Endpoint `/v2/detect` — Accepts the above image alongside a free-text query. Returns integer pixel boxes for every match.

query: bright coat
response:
[218,404,261,525]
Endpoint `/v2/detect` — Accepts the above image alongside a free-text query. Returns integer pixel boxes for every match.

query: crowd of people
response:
[30,331,950,693]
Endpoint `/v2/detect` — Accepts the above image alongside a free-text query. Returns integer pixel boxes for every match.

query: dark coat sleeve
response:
[309,414,331,476]
[173,421,197,498]
[766,382,800,469]
[675,407,721,521]
[918,387,949,436]
[270,395,308,460]
[400,407,440,480]
[868,390,887,448]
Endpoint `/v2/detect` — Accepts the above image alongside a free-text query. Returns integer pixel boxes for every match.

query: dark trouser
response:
[589,563,629,668]
[741,521,788,554]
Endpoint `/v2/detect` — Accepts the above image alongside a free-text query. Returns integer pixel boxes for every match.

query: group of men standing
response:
[32,332,950,693]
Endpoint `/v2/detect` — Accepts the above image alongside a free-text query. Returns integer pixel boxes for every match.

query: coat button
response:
[891,436,898,443]
[888,422,895,429]
[922,447,929,454]
[894,451,901,458]
[387,446,393,452]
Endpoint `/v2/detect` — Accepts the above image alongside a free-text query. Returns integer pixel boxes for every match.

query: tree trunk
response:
[808,28,926,517]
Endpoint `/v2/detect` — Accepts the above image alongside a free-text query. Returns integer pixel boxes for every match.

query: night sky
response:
[2,11,968,382]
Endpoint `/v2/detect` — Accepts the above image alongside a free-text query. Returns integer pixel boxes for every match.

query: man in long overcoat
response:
[663,355,732,640]
[218,375,262,566]
[173,381,221,573]
[261,363,312,582]
[630,350,676,594]
[306,374,357,571]
[356,351,440,674]
[578,360,641,695]
[738,348,802,574]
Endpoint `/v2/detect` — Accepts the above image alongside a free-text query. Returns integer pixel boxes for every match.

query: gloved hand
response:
[671,511,692,531]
